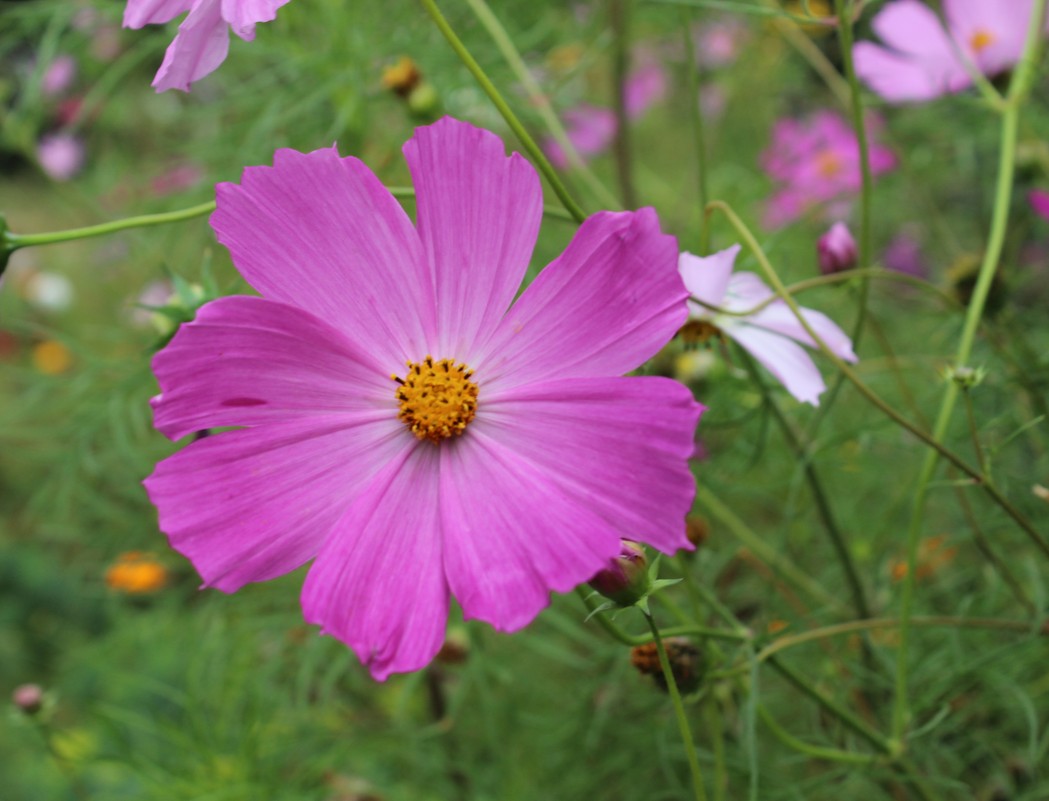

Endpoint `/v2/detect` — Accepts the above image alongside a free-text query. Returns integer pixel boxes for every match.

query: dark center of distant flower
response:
[678,319,723,345]
[815,150,843,178]
[392,356,479,445]
[969,29,995,55]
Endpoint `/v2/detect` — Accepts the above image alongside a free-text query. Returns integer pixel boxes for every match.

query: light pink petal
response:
[301,445,449,681]
[220,0,289,40]
[150,295,394,441]
[210,146,434,366]
[680,245,740,310]
[477,208,683,390]
[871,0,956,59]
[440,376,699,631]
[403,118,542,361]
[145,415,405,592]
[743,301,858,363]
[853,42,969,103]
[946,0,1030,75]
[727,324,828,406]
[151,0,229,93]
[625,61,667,118]
[542,106,617,169]
[124,0,194,27]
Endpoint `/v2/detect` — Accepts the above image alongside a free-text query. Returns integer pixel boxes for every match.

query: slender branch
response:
[5,202,216,250]
[609,0,637,208]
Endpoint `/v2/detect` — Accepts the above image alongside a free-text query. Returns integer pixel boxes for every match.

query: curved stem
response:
[893,0,1048,741]
[645,611,709,801]
[418,0,587,222]
[758,704,880,764]
[5,202,216,250]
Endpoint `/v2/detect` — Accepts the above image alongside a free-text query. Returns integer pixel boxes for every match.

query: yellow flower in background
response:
[381,56,422,96]
[105,552,168,594]
[31,341,73,375]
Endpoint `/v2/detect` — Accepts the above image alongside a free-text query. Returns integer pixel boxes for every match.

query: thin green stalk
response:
[705,200,1048,554]
[4,202,216,251]
[418,0,587,222]
[577,587,750,645]
[695,481,843,611]
[609,0,637,208]
[894,0,1048,741]
[739,353,871,620]
[461,0,620,209]
[645,611,709,801]
[679,9,710,252]
[706,697,728,801]
[758,704,880,764]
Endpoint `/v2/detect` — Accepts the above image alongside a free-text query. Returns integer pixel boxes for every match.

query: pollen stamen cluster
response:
[393,356,479,445]
[969,29,995,55]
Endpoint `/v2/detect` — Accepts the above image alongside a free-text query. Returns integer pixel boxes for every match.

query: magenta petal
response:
[220,0,289,40]
[151,0,229,93]
[211,147,435,364]
[151,295,394,441]
[145,417,404,592]
[478,209,683,389]
[403,118,542,361]
[124,0,194,27]
[301,445,449,681]
[871,0,956,58]
[728,324,828,406]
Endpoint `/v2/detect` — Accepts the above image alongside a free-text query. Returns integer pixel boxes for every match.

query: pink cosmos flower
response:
[145,118,703,680]
[41,55,77,97]
[36,133,85,181]
[544,60,667,169]
[853,0,1041,103]
[679,245,857,405]
[1029,188,1049,221]
[817,222,857,275]
[123,0,291,92]
[761,111,896,229]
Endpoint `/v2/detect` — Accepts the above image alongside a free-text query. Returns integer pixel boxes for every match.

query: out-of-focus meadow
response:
[2,1,1049,799]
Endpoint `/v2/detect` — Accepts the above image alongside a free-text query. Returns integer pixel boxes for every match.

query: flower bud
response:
[588,540,651,607]
[630,639,703,694]
[12,683,44,715]
[817,222,857,275]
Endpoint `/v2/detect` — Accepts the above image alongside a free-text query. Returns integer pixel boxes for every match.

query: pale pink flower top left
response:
[123,0,290,92]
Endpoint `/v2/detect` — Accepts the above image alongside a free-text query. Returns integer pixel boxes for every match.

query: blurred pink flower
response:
[853,0,1042,103]
[694,17,748,69]
[123,0,291,92]
[41,55,76,97]
[817,222,858,274]
[883,232,928,278]
[151,163,205,196]
[761,111,896,229]
[679,245,858,405]
[145,118,702,680]
[36,133,85,181]
[543,60,667,169]
[1029,189,1049,221]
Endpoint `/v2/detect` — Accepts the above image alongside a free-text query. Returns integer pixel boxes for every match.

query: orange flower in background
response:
[105,552,168,594]
[31,341,73,375]
[890,535,958,582]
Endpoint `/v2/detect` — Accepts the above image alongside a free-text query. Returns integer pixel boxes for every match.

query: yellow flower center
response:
[815,149,843,178]
[678,319,723,345]
[969,28,995,55]
[393,356,479,445]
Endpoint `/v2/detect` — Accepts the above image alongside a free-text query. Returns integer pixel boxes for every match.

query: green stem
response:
[5,202,216,251]
[706,697,728,801]
[893,0,1048,741]
[609,0,637,208]
[680,8,711,253]
[705,200,1048,554]
[758,704,880,764]
[645,611,709,801]
[460,0,620,209]
[418,0,587,222]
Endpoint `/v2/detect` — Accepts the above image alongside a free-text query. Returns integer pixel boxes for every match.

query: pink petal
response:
[871,0,956,59]
[151,0,229,92]
[440,376,699,631]
[301,445,449,681]
[727,324,829,406]
[124,0,194,28]
[145,416,405,592]
[210,146,435,366]
[679,245,741,308]
[150,295,395,441]
[1029,189,1049,221]
[853,42,968,102]
[220,0,290,40]
[403,118,542,362]
[477,208,683,390]
[743,301,858,363]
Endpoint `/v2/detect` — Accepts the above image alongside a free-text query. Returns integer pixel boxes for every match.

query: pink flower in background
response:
[151,163,205,196]
[544,60,667,169]
[883,232,928,278]
[145,118,702,680]
[694,17,749,69]
[817,222,858,274]
[853,0,1040,103]
[679,245,857,405]
[1029,189,1049,221]
[761,111,896,229]
[123,0,291,92]
[36,133,85,181]
[41,55,77,97]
